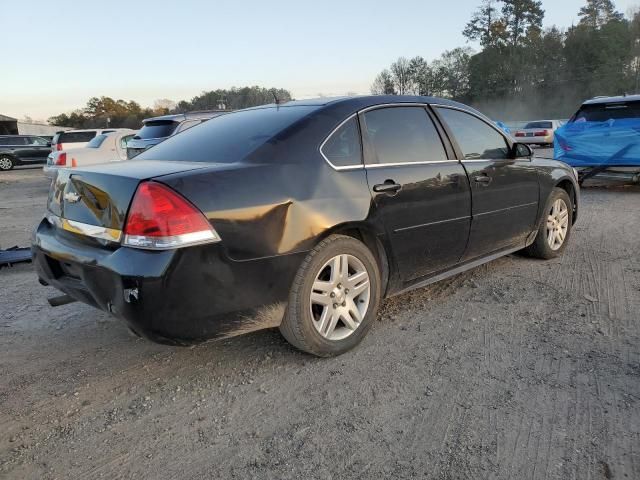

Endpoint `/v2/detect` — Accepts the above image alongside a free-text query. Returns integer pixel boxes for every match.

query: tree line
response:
[48,86,292,129]
[371,0,639,120]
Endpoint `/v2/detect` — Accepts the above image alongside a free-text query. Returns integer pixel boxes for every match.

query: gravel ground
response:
[1,166,639,480]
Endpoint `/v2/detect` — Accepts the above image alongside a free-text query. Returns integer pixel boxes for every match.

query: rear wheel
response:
[524,188,572,259]
[0,156,14,171]
[279,234,381,357]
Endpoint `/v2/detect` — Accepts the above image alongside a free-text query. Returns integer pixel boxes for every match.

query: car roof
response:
[583,94,640,105]
[238,95,481,117]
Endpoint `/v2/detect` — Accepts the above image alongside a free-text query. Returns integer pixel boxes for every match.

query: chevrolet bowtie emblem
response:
[64,192,81,203]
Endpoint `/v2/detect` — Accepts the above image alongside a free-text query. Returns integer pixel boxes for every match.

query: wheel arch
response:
[0,152,19,166]
[313,222,394,298]
[555,177,578,224]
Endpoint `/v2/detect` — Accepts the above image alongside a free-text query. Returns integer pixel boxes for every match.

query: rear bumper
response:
[32,218,305,344]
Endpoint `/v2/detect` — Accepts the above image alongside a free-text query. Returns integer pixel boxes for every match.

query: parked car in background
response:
[44,130,136,178]
[33,96,579,357]
[126,111,226,159]
[51,129,130,152]
[555,95,640,184]
[513,120,563,146]
[0,135,51,171]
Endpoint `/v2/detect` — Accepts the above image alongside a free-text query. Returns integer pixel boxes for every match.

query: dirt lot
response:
[1,166,639,479]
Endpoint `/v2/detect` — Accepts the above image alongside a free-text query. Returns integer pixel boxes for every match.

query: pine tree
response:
[500,0,544,47]
[463,0,500,46]
[578,0,624,28]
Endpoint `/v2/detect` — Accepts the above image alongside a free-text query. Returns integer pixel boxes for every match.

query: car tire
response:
[0,156,15,171]
[524,187,573,259]
[279,234,381,357]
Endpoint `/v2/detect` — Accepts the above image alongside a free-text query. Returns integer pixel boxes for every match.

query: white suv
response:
[50,129,131,152]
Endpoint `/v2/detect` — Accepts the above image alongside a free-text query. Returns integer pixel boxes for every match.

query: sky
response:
[2,0,638,120]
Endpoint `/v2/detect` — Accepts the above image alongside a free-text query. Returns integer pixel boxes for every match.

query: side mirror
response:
[513,142,533,159]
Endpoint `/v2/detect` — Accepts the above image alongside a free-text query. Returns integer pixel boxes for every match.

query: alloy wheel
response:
[546,198,569,251]
[0,157,13,171]
[309,254,371,341]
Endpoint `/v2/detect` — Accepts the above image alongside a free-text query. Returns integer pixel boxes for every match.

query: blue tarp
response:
[554,119,640,167]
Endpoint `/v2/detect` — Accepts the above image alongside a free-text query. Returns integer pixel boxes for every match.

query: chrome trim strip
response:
[394,215,471,233]
[474,201,538,217]
[46,213,122,242]
[365,160,458,169]
[319,114,365,171]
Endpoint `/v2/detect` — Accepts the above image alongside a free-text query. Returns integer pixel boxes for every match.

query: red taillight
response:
[535,130,549,137]
[515,132,525,137]
[56,143,63,151]
[123,182,220,249]
[54,152,67,166]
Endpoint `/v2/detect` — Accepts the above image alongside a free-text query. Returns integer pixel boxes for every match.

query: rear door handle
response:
[474,175,492,185]
[373,181,402,194]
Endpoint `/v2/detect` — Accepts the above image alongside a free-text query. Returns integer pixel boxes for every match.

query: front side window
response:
[30,136,49,145]
[321,117,362,167]
[362,107,447,165]
[437,108,509,160]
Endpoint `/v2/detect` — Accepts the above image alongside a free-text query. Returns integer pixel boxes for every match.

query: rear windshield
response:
[572,102,640,122]
[524,121,552,129]
[86,134,108,148]
[136,121,178,139]
[57,131,97,143]
[138,106,318,163]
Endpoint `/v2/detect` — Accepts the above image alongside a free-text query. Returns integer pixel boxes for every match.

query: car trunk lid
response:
[47,160,211,233]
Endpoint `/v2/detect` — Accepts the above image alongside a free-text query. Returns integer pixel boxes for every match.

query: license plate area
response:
[46,255,81,281]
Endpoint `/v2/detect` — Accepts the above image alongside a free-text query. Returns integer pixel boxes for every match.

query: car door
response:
[359,105,472,282]
[6,136,29,161]
[434,106,539,261]
[26,137,51,161]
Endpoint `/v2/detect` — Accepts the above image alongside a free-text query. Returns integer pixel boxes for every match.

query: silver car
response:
[514,120,563,146]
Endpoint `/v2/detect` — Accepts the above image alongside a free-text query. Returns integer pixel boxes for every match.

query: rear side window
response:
[137,106,318,163]
[436,108,509,160]
[573,102,640,122]
[59,131,97,143]
[87,135,108,148]
[136,121,179,139]
[321,117,362,167]
[0,137,27,146]
[524,121,552,129]
[362,107,447,165]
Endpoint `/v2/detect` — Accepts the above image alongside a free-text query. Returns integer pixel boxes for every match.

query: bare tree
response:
[390,57,413,94]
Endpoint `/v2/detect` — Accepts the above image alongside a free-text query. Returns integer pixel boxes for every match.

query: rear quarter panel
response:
[159,158,373,261]
[530,158,580,224]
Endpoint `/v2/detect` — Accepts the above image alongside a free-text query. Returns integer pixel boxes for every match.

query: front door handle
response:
[474,175,492,185]
[373,180,402,194]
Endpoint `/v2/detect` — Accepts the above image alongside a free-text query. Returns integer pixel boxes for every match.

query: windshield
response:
[86,134,108,148]
[136,121,179,139]
[137,106,318,163]
[524,121,552,129]
[572,102,640,122]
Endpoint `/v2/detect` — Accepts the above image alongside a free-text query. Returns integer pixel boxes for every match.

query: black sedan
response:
[33,96,579,356]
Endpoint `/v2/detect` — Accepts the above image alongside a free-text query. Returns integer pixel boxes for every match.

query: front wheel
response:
[279,234,381,357]
[524,187,573,259]
[0,156,15,171]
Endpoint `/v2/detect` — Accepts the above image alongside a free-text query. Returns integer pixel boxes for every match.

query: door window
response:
[29,137,49,145]
[362,107,447,165]
[321,117,363,167]
[437,108,510,160]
